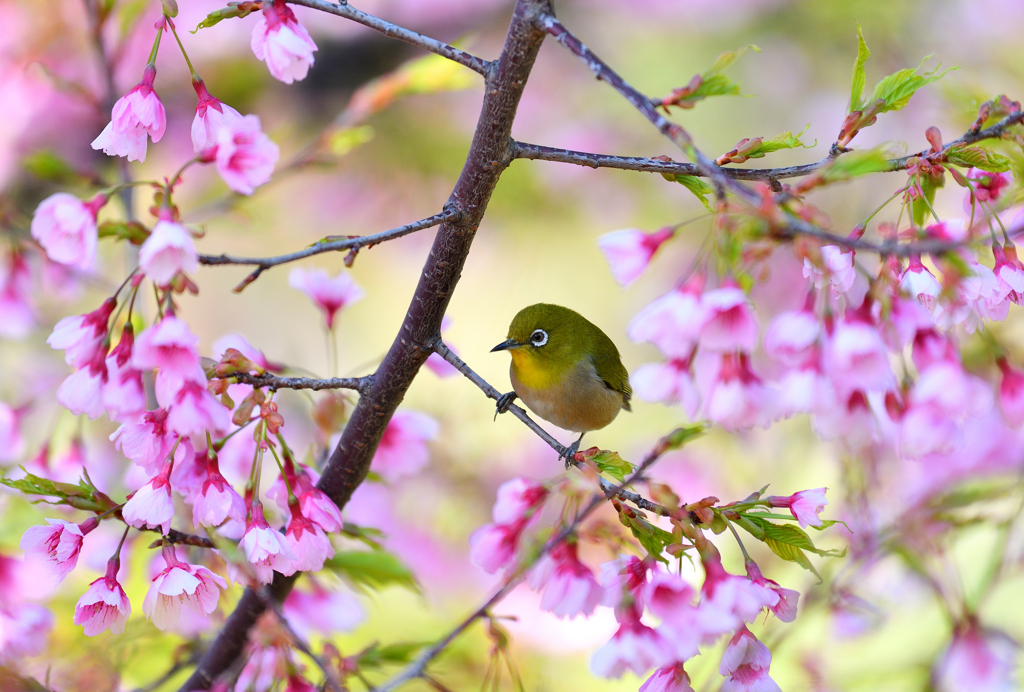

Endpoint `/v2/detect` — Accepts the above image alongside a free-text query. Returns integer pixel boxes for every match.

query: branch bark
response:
[177,1,551,689]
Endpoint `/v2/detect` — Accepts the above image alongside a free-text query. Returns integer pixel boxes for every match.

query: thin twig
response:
[372,429,680,692]
[257,586,344,692]
[215,371,374,395]
[431,340,670,516]
[146,527,216,549]
[288,0,493,77]
[198,209,460,291]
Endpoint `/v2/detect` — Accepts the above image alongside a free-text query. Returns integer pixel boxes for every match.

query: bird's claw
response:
[560,439,581,468]
[494,391,517,421]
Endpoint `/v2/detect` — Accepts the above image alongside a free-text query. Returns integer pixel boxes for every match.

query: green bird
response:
[491,303,632,461]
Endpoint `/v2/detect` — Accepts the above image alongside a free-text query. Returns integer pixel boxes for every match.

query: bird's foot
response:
[560,438,582,468]
[494,391,517,421]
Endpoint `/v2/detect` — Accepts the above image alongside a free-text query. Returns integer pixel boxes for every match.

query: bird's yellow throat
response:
[509,348,563,390]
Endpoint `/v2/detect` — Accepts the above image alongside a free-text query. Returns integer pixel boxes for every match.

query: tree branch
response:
[371,429,680,692]
[288,0,493,77]
[177,2,552,689]
[216,371,374,394]
[431,340,670,516]
[198,209,459,292]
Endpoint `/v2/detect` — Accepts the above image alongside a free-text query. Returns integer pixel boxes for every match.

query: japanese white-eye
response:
[491,303,631,460]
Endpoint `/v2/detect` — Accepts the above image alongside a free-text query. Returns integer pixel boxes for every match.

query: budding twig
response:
[215,371,375,395]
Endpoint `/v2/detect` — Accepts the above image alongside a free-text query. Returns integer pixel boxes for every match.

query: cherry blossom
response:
[139,218,198,286]
[591,605,671,678]
[764,300,820,367]
[91,65,165,162]
[47,298,115,369]
[470,476,549,574]
[600,555,648,608]
[0,401,25,462]
[803,244,868,307]
[111,408,177,473]
[213,114,279,195]
[131,316,206,394]
[0,602,53,659]
[143,546,227,631]
[370,409,438,480]
[528,541,603,619]
[73,557,130,636]
[699,285,759,352]
[102,325,146,422]
[640,663,696,692]
[56,348,108,419]
[998,358,1024,427]
[469,522,521,574]
[719,627,781,692]
[700,352,774,430]
[251,3,318,84]
[825,307,895,395]
[283,579,365,639]
[744,562,798,623]
[269,458,343,533]
[166,380,231,438]
[963,168,1012,210]
[899,256,942,312]
[631,356,700,418]
[30,193,104,271]
[192,452,246,529]
[240,500,296,583]
[598,226,674,287]
[281,503,334,574]
[491,477,548,525]
[695,558,779,640]
[122,463,175,534]
[0,252,34,339]
[933,619,1018,692]
[767,488,828,528]
[19,517,96,582]
[191,78,243,152]
[643,569,695,621]
[288,267,364,329]
[628,275,708,358]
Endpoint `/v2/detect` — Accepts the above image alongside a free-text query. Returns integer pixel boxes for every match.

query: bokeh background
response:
[2,0,1024,689]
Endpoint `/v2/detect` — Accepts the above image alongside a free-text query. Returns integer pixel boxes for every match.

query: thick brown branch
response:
[372,430,679,692]
[178,3,551,689]
[218,372,374,394]
[432,341,670,516]
[198,209,459,291]
[288,0,493,76]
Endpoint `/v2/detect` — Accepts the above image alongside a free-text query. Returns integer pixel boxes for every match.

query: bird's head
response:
[491,304,585,378]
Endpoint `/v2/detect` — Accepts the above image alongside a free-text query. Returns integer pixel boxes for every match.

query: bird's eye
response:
[530,329,548,347]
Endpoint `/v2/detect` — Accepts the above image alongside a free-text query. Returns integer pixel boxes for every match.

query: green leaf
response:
[869,59,953,115]
[849,24,870,113]
[356,641,428,669]
[0,471,115,513]
[591,450,635,483]
[22,150,77,183]
[821,147,893,183]
[193,1,260,32]
[325,550,420,594]
[618,511,673,563]
[764,535,820,579]
[718,125,815,164]
[663,423,708,451]
[912,169,944,226]
[946,145,1012,173]
[328,126,375,157]
[661,46,759,110]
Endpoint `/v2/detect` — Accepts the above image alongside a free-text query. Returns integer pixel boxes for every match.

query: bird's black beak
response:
[490,338,522,352]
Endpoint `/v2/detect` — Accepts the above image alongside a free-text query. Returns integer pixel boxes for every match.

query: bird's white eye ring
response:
[530,329,548,347]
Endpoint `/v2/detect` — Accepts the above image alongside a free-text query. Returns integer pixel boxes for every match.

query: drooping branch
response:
[372,430,681,692]
[177,2,552,689]
[198,208,459,291]
[215,372,374,394]
[432,340,670,516]
[288,0,493,76]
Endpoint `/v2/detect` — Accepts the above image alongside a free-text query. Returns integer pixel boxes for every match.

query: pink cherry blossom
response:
[191,79,243,152]
[933,619,1018,692]
[744,562,798,623]
[468,522,521,574]
[644,569,696,621]
[192,452,245,529]
[214,114,279,195]
[768,488,828,528]
[600,555,648,608]
[803,244,868,307]
[641,663,696,692]
[281,503,334,574]
[631,357,700,419]
[998,359,1024,427]
[143,546,227,631]
[992,243,1024,304]
[898,360,991,458]
[371,409,438,480]
[825,309,895,395]
[19,517,96,582]
[269,458,342,532]
[74,557,131,636]
[251,3,318,84]
[0,401,25,462]
[241,501,296,583]
[139,219,198,287]
[812,389,883,450]
[131,316,206,393]
[899,256,942,311]
[591,605,671,678]
[111,408,176,473]
[700,353,774,430]
[166,380,231,438]
[0,252,34,338]
[491,477,548,525]
[963,168,1012,210]
[0,602,53,659]
[598,226,674,287]
[699,285,759,352]
[288,267,364,330]
[530,542,603,619]
[719,627,781,692]
[91,65,166,163]
[47,298,116,369]
[122,464,175,534]
[775,360,833,418]
[102,325,146,422]
[628,275,708,358]
[695,558,779,640]
[764,303,820,367]
[56,348,108,419]
[30,193,104,271]
[284,580,365,639]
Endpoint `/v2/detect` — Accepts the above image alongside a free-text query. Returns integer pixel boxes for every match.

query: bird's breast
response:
[510,357,624,433]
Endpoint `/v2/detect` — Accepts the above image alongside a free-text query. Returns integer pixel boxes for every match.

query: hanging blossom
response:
[47,298,116,369]
[30,193,106,272]
[288,267,364,330]
[56,346,108,420]
[74,557,131,636]
[766,488,828,528]
[269,456,343,533]
[997,358,1024,427]
[933,618,1018,692]
[112,408,177,474]
[694,555,780,642]
[192,450,246,529]
[527,540,604,619]
[640,663,696,692]
[143,546,227,631]
[210,114,279,196]
[138,216,198,287]
[122,462,175,534]
[719,626,782,692]
[591,603,671,678]
[469,477,548,574]
[282,502,334,574]
[240,499,297,583]
[598,226,675,287]
[102,324,147,423]
[0,251,35,339]
[20,517,98,582]
[251,2,318,84]
[91,65,166,163]
[191,78,243,152]
[629,274,708,358]
[371,410,439,480]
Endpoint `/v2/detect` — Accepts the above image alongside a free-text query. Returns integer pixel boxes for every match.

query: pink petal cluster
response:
[19,517,96,582]
[191,79,243,152]
[527,541,603,619]
[122,463,175,534]
[0,252,35,339]
[47,298,115,368]
[270,457,343,533]
[139,219,198,286]
[251,3,318,84]
[143,547,227,631]
[933,619,1018,692]
[30,193,104,271]
[598,226,674,287]
[91,65,166,162]
[372,409,438,480]
[102,325,146,422]
[192,451,246,529]
[288,267,364,330]
[112,408,177,473]
[74,557,131,636]
[240,500,296,583]
[719,627,781,692]
[469,477,548,574]
[640,663,695,692]
[282,503,334,574]
[214,114,279,195]
[767,488,828,528]
[590,605,671,678]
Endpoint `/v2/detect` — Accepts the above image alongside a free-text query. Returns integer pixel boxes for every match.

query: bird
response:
[491,303,631,463]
